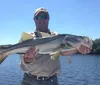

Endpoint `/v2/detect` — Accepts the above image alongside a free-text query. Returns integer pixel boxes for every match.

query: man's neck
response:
[36,28,50,33]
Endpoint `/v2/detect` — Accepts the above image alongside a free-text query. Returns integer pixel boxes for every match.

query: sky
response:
[0,0,100,44]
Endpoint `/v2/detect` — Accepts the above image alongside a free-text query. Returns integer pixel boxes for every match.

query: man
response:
[20,7,91,85]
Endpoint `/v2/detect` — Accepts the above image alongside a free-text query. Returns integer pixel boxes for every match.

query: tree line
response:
[91,38,100,54]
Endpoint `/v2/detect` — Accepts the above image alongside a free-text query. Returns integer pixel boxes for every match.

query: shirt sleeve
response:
[51,31,59,35]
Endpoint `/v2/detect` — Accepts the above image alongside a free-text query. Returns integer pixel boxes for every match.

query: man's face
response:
[34,12,49,32]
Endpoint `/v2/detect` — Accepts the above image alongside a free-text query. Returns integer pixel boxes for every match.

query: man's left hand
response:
[77,45,92,54]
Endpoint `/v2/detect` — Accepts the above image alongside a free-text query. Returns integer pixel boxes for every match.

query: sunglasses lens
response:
[36,15,48,20]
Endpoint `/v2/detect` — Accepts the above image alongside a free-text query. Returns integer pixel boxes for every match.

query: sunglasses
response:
[35,15,48,20]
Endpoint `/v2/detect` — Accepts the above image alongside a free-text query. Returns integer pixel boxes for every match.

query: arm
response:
[60,48,78,56]
[59,45,91,64]
[60,44,91,56]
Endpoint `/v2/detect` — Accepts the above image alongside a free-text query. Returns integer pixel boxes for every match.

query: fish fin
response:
[50,51,60,60]
[67,56,72,64]
[21,32,33,41]
[0,53,8,64]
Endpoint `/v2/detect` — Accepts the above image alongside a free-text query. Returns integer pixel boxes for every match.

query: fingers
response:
[24,47,39,61]
[35,49,39,56]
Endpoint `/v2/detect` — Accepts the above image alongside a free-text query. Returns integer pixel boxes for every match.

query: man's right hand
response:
[24,47,39,63]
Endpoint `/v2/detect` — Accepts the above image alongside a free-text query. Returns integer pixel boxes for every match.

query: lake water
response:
[0,54,100,85]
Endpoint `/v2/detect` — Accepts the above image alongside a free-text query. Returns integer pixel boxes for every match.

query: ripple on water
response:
[0,54,100,85]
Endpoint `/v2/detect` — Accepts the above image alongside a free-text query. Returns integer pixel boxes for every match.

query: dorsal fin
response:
[21,32,33,41]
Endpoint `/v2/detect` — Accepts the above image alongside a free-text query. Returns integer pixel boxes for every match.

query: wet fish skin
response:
[0,34,93,64]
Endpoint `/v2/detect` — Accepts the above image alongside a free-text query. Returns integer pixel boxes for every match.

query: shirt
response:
[20,31,61,77]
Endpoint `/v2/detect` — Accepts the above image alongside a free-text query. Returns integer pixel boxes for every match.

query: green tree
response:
[92,38,100,54]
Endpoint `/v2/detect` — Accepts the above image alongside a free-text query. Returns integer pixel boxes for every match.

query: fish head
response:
[82,37,93,49]
[63,35,93,49]
[63,35,82,48]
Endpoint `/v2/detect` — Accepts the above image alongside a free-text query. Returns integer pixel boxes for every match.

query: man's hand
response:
[24,47,39,63]
[77,45,91,54]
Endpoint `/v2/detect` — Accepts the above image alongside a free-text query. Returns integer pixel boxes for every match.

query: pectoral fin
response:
[50,51,60,60]
[50,50,72,64]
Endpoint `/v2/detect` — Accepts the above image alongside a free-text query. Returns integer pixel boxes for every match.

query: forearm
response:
[60,48,78,56]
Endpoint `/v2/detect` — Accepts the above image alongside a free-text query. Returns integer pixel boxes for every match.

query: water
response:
[0,54,100,85]
[59,54,100,85]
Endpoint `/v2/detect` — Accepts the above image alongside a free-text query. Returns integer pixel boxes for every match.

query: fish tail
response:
[50,51,60,60]
[0,53,8,64]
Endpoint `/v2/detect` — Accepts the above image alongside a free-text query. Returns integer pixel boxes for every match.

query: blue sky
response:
[0,0,100,44]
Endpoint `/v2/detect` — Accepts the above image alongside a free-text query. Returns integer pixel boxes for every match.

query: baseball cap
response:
[34,7,49,18]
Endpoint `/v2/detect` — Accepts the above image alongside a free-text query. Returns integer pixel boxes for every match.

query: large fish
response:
[0,32,93,64]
